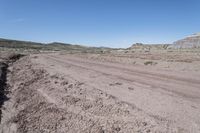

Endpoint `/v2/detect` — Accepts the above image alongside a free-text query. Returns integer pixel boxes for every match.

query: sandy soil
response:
[0,53,200,133]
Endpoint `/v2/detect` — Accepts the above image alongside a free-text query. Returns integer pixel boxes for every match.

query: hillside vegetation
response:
[0,38,113,53]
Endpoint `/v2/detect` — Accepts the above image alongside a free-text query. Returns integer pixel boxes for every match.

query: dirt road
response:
[1,53,200,132]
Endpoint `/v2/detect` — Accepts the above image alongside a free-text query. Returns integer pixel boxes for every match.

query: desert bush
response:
[7,53,24,61]
[163,44,169,49]
[144,61,157,65]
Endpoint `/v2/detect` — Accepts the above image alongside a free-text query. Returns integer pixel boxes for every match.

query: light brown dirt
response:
[1,53,200,133]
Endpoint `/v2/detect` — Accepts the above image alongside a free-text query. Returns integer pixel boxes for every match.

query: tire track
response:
[44,55,200,100]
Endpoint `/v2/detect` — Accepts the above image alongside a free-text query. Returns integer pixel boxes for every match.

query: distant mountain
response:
[172,33,200,48]
[0,38,43,49]
[0,38,112,53]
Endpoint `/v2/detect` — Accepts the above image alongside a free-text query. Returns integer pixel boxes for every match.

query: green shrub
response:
[144,61,157,65]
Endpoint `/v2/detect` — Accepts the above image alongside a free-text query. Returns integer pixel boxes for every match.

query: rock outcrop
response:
[172,33,200,48]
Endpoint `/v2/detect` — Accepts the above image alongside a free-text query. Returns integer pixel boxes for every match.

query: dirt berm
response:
[0,62,8,122]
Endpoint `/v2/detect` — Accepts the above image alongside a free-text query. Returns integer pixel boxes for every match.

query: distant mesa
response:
[130,33,200,50]
[129,43,169,50]
[172,33,200,48]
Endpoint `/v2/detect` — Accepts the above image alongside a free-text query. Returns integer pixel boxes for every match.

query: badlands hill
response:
[172,33,200,48]
[129,33,200,50]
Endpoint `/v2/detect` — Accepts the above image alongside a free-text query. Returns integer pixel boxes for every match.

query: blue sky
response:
[0,0,200,48]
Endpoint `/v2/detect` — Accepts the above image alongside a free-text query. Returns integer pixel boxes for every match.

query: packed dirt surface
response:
[69,52,200,72]
[1,53,200,133]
